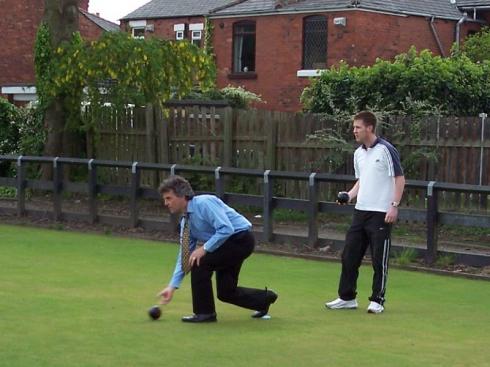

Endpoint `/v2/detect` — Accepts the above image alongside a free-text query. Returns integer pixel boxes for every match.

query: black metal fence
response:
[0,155,489,266]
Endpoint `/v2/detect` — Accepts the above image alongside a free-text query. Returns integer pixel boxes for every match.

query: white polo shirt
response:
[354,138,404,213]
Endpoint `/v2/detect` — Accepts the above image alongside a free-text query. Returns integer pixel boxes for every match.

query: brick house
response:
[120,0,231,45]
[118,1,490,111]
[0,0,119,104]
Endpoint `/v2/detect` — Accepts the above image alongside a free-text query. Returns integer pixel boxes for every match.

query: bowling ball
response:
[148,305,161,320]
[337,192,350,204]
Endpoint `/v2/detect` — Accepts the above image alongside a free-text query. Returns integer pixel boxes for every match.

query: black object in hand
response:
[337,192,350,204]
[148,305,161,320]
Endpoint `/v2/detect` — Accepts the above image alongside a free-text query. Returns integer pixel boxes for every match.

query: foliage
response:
[16,105,46,156]
[0,98,19,155]
[0,99,46,157]
[393,247,418,266]
[301,47,490,116]
[185,85,262,109]
[0,187,16,198]
[461,27,490,63]
[34,23,54,111]
[435,254,456,268]
[203,17,214,57]
[35,29,216,130]
[219,85,262,109]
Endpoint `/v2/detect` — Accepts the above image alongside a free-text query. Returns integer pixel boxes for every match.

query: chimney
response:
[79,0,90,11]
[274,0,302,9]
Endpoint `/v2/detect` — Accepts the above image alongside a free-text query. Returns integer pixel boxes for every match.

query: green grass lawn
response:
[0,224,488,367]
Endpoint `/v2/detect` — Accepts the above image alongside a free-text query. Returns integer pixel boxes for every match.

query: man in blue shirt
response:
[157,175,278,323]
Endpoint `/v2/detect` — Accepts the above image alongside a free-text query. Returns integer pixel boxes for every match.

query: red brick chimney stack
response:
[79,0,89,11]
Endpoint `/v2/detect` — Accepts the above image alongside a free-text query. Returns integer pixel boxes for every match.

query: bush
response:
[461,27,490,63]
[301,47,490,116]
[0,98,19,155]
[16,105,45,156]
[185,85,262,109]
[0,98,46,160]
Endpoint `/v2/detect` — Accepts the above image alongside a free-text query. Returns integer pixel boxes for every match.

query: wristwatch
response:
[391,201,400,207]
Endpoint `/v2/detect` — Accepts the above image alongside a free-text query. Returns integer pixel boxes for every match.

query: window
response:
[191,30,202,46]
[174,23,186,40]
[130,20,147,39]
[233,21,256,73]
[176,30,185,40]
[303,15,327,69]
[132,27,145,39]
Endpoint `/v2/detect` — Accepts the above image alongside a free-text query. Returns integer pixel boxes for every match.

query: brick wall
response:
[212,10,482,112]
[0,0,104,88]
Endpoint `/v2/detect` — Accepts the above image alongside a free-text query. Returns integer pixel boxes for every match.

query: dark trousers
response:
[338,210,392,305]
[190,231,269,314]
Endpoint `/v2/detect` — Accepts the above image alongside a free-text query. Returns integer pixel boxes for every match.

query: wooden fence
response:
[87,102,489,210]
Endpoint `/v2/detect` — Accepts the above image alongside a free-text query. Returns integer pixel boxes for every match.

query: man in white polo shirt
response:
[326,111,405,314]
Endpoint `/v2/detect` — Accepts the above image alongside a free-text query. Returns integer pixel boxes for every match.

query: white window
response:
[132,27,145,39]
[191,30,202,46]
[130,20,147,39]
[174,23,185,40]
[176,30,185,40]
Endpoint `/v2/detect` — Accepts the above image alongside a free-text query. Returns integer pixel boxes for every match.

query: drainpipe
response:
[429,16,445,57]
[455,14,468,50]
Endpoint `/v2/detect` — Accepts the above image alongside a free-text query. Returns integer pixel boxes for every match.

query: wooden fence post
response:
[426,181,439,264]
[53,157,63,222]
[87,159,98,224]
[263,170,274,242]
[266,112,278,170]
[130,162,140,228]
[157,106,170,165]
[16,156,26,217]
[214,166,225,199]
[307,173,319,247]
[222,107,234,167]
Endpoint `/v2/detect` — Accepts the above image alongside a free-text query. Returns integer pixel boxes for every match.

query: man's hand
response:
[190,246,207,267]
[157,286,175,305]
[385,206,398,223]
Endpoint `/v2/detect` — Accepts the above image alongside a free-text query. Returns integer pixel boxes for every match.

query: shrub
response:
[0,98,19,155]
[301,47,490,116]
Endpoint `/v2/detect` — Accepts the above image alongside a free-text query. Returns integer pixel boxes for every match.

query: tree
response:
[461,27,490,63]
[41,0,80,164]
[35,0,215,176]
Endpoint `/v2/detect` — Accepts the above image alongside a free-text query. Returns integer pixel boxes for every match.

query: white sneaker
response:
[325,298,358,309]
[367,301,384,314]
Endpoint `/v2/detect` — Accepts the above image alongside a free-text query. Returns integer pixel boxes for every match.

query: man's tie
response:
[181,214,191,274]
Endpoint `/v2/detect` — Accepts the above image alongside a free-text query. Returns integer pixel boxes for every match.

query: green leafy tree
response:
[461,27,490,63]
[35,1,216,164]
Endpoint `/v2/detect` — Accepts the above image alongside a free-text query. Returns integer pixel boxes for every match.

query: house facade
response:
[210,0,485,111]
[0,0,118,104]
[121,0,489,112]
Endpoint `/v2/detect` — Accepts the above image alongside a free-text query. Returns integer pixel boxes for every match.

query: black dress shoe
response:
[181,313,217,323]
[252,289,278,318]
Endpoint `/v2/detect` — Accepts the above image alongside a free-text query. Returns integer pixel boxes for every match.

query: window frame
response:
[132,27,145,39]
[231,20,257,77]
[302,15,328,70]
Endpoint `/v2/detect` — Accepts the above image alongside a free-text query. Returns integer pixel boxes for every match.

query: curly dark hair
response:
[158,175,195,199]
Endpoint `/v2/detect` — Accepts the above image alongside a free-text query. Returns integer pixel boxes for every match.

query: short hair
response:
[158,175,195,199]
[354,111,377,131]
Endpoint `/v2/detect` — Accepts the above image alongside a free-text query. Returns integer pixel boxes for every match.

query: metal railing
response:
[1,155,489,266]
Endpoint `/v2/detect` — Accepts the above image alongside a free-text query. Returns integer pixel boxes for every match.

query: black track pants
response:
[338,210,392,305]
